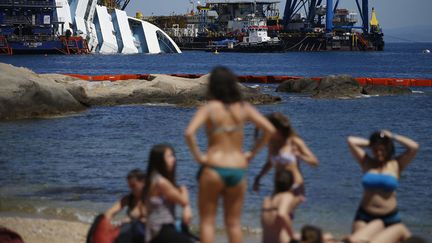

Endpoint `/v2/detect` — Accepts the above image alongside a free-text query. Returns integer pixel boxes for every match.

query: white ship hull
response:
[60,0,181,54]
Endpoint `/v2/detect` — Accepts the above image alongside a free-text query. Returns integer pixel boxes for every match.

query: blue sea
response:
[0,43,431,240]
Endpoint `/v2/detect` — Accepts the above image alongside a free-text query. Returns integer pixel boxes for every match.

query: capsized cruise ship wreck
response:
[0,0,181,54]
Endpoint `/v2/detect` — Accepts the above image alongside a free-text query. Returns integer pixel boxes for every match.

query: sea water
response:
[0,43,431,239]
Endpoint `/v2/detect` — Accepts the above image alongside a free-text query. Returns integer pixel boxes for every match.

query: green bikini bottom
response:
[197,165,246,187]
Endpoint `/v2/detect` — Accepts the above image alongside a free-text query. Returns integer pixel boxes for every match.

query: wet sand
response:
[0,216,261,243]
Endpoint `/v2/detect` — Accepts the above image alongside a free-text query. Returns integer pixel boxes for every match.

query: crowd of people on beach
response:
[88,66,424,243]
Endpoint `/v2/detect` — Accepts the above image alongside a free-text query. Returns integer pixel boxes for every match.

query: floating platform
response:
[65,74,432,87]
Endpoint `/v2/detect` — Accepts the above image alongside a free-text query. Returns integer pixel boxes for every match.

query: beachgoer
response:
[185,66,276,243]
[347,130,419,232]
[105,169,147,223]
[261,170,296,243]
[253,112,318,207]
[143,144,193,243]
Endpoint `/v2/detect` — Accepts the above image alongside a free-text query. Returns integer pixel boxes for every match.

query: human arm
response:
[104,196,127,220]
[157,178,190,207]
[180,186,192,225]
[184,105,209,164]
[347,136,369,165]
[293,137,319,166]
[253,156,272,192]
[383,130,419,171]
[276,194,295,240]
[244,103,276,161]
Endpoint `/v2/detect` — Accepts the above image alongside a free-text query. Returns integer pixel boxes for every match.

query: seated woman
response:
[347,130,419,232]
[104,169,147,243]
[143,144,193,243]
[105,169,147,223]
[261,170,297,243]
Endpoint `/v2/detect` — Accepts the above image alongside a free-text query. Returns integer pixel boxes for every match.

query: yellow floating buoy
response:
[213,49,219,54]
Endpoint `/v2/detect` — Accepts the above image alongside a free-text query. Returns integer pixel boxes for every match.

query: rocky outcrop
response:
[0,63,280,120]
[275,78,318,94]
[0,64,86,120]
[361,85,412,96]
[314,75,363,99]
[45,73,280,107]
[277,75,412,99]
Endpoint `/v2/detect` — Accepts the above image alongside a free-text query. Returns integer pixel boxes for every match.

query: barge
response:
[145,0,385,52]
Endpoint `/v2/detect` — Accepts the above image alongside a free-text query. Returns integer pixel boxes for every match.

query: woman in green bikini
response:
[185,66,275,243]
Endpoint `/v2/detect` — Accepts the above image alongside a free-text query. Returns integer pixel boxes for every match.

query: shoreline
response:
[0,214,261,243]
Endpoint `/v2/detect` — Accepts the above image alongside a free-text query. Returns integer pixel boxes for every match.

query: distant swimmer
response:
[347,130,419,233]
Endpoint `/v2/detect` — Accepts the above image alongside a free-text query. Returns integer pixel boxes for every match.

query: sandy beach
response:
[0,216,261,243]
[0,216,88,243]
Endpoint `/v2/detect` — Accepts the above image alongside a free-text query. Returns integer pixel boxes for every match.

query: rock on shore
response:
[43,73,280,107]
[276,75,412,98]
[0,63,280,120]
[0,63,86,120]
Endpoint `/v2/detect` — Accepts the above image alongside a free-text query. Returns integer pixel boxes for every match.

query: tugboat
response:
[208,17,282,52]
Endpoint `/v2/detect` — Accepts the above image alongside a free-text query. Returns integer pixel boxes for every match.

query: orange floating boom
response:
[64,74,432,87]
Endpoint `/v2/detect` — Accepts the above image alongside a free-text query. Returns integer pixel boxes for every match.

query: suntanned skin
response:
[185,101,275,243]
[105,178,146,223]
[148,149,192,224]
[253,130,319,208]
[261,191,295,243]
[346,220,411,243]
[347,130,419,232]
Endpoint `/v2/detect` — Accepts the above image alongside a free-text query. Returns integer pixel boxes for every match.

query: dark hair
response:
[301,225,323,243]
[274,170,294,194]
[207,66,242,104]
[143,144,176,200]
[404,236,427,243]
[267,112,296,139]
[127,169,146,181]
[369,131,395,161]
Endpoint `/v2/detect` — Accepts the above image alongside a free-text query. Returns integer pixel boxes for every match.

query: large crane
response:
[282,0,371,34]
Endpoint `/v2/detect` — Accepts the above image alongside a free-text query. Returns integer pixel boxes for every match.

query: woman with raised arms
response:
[347,130,419,232]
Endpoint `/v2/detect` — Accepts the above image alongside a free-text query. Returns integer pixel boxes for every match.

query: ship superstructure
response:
[0,0,181,54]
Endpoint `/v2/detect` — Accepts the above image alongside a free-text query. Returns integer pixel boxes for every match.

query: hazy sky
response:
[126,0,432,30]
